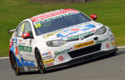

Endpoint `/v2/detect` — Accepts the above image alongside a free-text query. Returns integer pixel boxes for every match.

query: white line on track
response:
[0,57,9,59]
[0,46,125,60]
[118,46,125,49]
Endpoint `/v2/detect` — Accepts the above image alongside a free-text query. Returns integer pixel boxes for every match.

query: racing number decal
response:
[35,23,41,28]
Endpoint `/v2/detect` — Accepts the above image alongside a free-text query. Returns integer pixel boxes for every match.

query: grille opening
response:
[68,44,101,58]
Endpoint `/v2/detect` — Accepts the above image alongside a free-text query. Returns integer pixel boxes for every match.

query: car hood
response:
[40,21,103,41]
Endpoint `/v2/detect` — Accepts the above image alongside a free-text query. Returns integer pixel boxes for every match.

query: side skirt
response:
[19,66,39,72]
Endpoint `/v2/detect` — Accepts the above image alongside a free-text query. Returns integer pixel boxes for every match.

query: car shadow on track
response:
[19,50,125,75]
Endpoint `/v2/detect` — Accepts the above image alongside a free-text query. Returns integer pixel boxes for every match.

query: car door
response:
[15,22,25,63]
[16,21,34,63]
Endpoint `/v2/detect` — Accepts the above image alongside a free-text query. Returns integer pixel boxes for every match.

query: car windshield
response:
[33,13,91,35]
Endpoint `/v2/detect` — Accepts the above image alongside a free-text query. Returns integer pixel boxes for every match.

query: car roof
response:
[30,8,79,22]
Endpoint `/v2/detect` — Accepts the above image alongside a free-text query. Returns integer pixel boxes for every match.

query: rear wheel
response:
[10,53,20,75]
[35,50,45,74]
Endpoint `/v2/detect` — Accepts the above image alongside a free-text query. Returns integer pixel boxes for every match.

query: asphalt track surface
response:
[0,48,125,80]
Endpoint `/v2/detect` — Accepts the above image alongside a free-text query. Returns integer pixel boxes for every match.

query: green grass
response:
[0,0,125,57]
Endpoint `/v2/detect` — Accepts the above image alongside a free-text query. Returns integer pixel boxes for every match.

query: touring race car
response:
[8,8,118,75]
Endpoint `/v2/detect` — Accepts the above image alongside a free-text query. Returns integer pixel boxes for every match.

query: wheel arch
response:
[35,47,39,54]
[34,47,41,58]
[34,47,45,73]
[9,50,22,67]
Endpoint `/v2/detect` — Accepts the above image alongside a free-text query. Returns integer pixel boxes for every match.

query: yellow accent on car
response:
[16,61,19,73]
[43,59,54,64]
[22,23,25,31]
[111,42,116,45]
[43,30,62,39]
[35,23,41,28]
[74,40,95,49]
[40,55,45,69]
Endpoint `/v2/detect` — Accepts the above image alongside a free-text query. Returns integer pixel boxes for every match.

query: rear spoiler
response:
[8,29,16,34]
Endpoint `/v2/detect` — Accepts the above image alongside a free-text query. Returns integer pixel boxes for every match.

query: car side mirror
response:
[90,14,98,20]
[22,32,31,39]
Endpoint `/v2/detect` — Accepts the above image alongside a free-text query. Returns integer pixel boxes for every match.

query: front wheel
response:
[10,53,20,75]
[35,50,45,74]
[110,51,117,56]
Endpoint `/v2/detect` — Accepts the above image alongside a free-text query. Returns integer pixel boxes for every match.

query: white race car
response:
[9,8,118,75]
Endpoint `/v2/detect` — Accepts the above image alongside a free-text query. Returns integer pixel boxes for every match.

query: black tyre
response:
[10,53,20,75]
[35,50,45,74]
[110,51,117,56]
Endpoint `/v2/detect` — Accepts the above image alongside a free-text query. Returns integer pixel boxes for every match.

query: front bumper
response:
[42,27,117,68]
[46,48,118,70]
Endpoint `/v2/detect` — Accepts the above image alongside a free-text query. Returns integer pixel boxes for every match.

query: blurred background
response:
[0,0,125,57]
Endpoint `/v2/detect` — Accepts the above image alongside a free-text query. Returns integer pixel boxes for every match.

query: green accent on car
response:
[67,31,93,40]
[18,45,32,52]
[96,38,109,44]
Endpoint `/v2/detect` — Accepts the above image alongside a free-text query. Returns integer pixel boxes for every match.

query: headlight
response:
[95,26,106,35]
[46,40,67,47]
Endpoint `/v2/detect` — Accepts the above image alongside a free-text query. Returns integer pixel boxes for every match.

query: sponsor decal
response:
[27,67,38,71]
[31,9,79,22]
[42,24,95,39]
[79,36,84,40]
[57,33,65,37]
[26,54,34,57]
[42,52,49,56]
[43,30,62,39]
[111,42,117,48]
[71,28,79,31]
[42,51,51,56]
[58,56,64,62]
[111,42,116,45]
[35,12,77,25]
[85,24,95,28]
[55,48,73,55]
[67,31,95,40]
[57,31,77,38]
[74,40,94,49]
[96,38,109,44]
[43,59,54,64]
[18,45,32,52]
[106,43,110,48]
[92,30,95,32]
[43,55,53,61]
[18,40,22,44]
[81,28,90,31]
[48,51,51,55]
[45,62,53,67]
